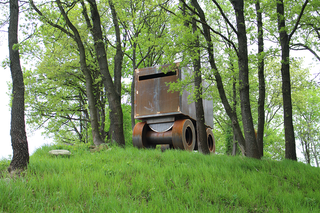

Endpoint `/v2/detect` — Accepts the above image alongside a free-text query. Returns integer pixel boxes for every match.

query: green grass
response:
[0,144,319,212]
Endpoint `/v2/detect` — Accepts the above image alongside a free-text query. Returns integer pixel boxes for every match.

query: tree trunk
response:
[108,0,124,141]
[232,127,239,156]
[110,0,122,99]
[191,0,246,154]
[232,64,239,156]
[305,140,310,164]
[191,18,210,154]
[277,0,297,160]
[131,43,137,130]
[231,0,260,159]
[56,0,105,146]
[99,90,107,140]
[89,0,125,146]
[8,0,29,172]
[32,0,105,146]
[311,140,319,167]
[255,0,265,157]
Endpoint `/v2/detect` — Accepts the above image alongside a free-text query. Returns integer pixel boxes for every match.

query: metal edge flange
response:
[132,122,156,149]
[172,119,196,151]
[206,128,216,153]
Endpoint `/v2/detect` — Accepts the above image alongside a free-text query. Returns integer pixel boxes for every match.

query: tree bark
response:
[131,43,137,129]
[276,0,297,160]
[255,0,265,157]
[232,63,239,156]
[190,0,246,154]
[110,0,123,99]
[191,18,210,154]
[55,0,105,146]
[30,0,105,146]
[107,0,124,142]
[230,0,260,159]
[232,127,239,155]
[88,0,125,146]
[8,0,29,172]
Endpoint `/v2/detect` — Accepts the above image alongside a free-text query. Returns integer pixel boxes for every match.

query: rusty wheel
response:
[172,119,196,151]
[132,122,156,149]
[206,128,216,153]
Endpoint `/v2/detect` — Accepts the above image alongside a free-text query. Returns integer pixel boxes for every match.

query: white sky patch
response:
[0,35,52,160]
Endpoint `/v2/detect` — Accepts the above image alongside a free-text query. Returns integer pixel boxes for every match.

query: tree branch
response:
[288,0,309,41]
[211,0,237,35]
[29,0,74,38]
[290,43,320,61]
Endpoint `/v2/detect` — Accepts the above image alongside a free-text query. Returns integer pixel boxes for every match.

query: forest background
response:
[0,0,320,165]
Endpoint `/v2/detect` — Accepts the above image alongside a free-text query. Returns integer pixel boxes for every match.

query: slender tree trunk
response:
[311,140,319,167]
[31,0,105,146]
[232,66,239,156]
[110,0,122,99]
[232,127,239,155]
[89,0,125,146]
[303,139,310,164]
[277,0,297,160]
[56,0,105,146]
[99,90,107,140]
[8,0,29,172]
[131,43,137,130]
[255,0,265,157]
[82,60,105,146]
[191,0,246,154]
[108,0,124,141]
[131,75,135,130]
[231,0,260,159]
[191,18,210,154]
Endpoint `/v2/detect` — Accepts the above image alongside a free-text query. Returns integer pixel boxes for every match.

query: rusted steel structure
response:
[132,63,215,152]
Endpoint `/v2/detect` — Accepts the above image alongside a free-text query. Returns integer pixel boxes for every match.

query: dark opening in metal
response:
[208,134,214,151]
[139,71,176,81]
[185,126,192,146]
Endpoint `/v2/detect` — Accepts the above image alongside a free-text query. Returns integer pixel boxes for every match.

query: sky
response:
[0,36,52,160]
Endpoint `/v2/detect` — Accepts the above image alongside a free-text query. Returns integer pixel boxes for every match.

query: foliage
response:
[121,104,133,146]
[1,0,320,160]
[293,84,320,166]
[1,146,320,212]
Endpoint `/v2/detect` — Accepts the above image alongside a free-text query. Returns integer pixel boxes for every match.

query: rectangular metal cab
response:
[134,63,213,128]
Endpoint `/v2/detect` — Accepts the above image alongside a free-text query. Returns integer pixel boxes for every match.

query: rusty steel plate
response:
[132,122,155,149]
[171,119,196,151]
[206,128,215,153]
[134,63,214,129]
[134,64,180,118]
[146,130,173,145]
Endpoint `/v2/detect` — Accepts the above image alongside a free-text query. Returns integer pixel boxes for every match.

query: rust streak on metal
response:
[146,130,173,145]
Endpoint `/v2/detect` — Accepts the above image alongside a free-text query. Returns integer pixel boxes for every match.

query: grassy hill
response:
[0,144,319,212]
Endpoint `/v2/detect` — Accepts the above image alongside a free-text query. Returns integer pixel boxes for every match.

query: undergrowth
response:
[0,144,319,212]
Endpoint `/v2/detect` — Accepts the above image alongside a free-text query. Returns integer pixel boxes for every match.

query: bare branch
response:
[210,0,237,35]
[288,0,309,41]
[290,43,320,62]
[29,0,74,38]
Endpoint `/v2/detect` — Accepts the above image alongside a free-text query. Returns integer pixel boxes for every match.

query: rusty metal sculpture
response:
[132,63,215,153]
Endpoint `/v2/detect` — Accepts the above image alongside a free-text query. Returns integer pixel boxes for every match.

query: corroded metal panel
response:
[134,63,213,129]
[134,64,180,118]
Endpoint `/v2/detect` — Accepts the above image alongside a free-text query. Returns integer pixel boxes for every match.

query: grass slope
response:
[0,144,319,212]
